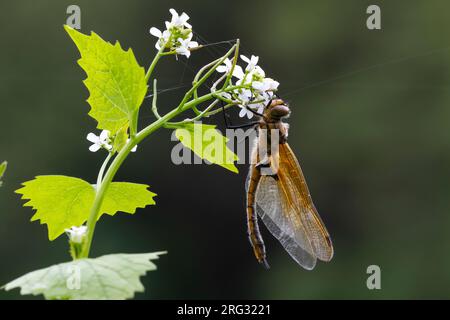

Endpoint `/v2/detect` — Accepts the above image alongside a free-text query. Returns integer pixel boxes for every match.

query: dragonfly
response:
[244,98,333,270]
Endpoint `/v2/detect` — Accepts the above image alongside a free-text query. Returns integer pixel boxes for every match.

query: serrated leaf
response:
[3,252,166,300]
[16,176,156,240]
[0,161,6,187]
[64,25,147,134]
[101,182,156,216]
[175,123,239,173]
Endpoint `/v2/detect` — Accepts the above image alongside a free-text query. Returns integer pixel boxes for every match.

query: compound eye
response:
[271,105,290,117]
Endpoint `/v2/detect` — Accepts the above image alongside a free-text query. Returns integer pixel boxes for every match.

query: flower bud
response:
[65,226,87,244]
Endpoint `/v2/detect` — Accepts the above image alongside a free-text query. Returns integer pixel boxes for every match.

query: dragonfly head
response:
[266,98,290,120]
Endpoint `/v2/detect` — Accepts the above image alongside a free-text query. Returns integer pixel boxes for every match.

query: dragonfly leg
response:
[221,101,259,129]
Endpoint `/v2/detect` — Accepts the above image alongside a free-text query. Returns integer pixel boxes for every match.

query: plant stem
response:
[145,54,161,83]
[203,103,235,117]
[96,152,113,187]
[176,44,237,111]
[81,86,240,258]
[222,39,240,89]
[145,40,167,83]
[166,99,219,125]
[81,103,184,258]
[81,43,242,258]
[152,79,161,119]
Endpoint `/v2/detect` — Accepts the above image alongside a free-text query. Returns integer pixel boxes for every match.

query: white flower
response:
[216,58,244,79]
[87,130,112,152]
[250,91,271,111]
[248,65,266,81]
[149,27,171,50]
[149,9,197,57]
[167,8,192,29]
[216,58,231,73]
[237,95,267,119]
[255,103,266,114]
[214,53,281,120]
[235,86,275,119]
[239,106,255,119]
[175,35,198,58]
[236,89,257,119]
[252,77,280,92]
[65,226,87,244]
[235,66,265,87]
[241,55,259,71]
[126,139,138,152]
[237,88,252,103]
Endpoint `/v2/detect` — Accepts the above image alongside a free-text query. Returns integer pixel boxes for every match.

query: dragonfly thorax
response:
[259,120,289,144]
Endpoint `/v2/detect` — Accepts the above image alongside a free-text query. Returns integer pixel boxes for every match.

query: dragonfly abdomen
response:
[246,166,270,269]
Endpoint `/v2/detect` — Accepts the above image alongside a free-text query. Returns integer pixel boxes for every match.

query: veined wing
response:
[277,143,333,262]
[254,174,317,270]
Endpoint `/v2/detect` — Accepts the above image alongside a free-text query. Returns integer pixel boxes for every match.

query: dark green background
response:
[1,0,449,299]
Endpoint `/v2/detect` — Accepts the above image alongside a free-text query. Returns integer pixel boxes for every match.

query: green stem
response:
[81,44,242,258]
[145,54,161,83]
[82,103,186,258]
[192,58,221,115]
[222,39,240,89]
[82,140,134,258]
[176,44,237,111]
[145,41,167,83]
[82,44,165,258]
[167,99,219,125]
[129,44,167,137]
[152,79,162,119]
[81,88,238,258]
[203,103,235,117]
[160,44,204,56]
[130,111,138,138]
[96,152,113,187]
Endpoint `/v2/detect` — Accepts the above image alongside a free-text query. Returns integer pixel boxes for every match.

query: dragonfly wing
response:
[278,143,334,262]
[255,175,317,270]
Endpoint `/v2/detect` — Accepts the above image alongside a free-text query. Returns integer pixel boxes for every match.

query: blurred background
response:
[1,0,450,299]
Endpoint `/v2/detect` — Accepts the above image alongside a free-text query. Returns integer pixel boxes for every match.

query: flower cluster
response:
[87,130,137,153]
[149,9,198,58]
[217,55,280,119]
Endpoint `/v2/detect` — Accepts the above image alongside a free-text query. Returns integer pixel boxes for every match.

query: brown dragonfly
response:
[245,98,333,270]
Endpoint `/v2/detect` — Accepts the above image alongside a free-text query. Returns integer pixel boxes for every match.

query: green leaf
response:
[112,125,129,153]
[175,123,239,173]
[0,161,6,187]
[16,176,156,240]
[0,161,6,178]
[64,25,147,134]
[3,252,166,300]
[101,182,156,216]
[17,176,94,240]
